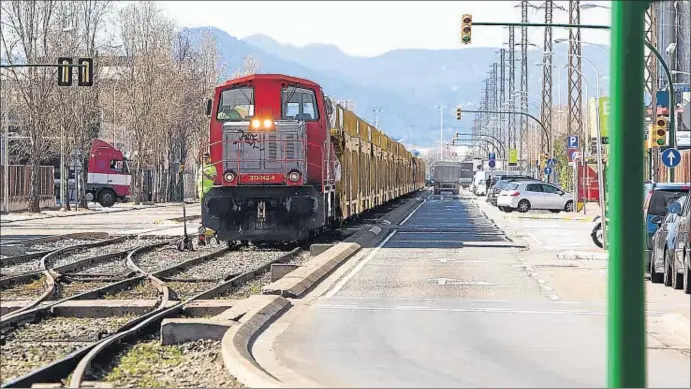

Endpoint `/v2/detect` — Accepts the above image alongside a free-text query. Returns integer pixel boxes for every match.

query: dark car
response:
[487,176,535,206]
[643,183,690,270]
[650,195,687,288]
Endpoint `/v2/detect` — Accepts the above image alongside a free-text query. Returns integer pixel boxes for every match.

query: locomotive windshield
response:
[281,86,318,121]
[217,87,254,121]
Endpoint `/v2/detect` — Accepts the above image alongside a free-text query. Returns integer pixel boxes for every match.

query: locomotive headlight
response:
[288,171,301,182]
[263,119,273,129]
[224,171,236,182]
[251,119,261,129]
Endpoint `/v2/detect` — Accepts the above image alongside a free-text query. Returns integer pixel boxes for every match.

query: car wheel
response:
[650,251,663,283]
[549,210,561,213]
[498,206,505,212]
[683,249,690,294]
[504,207,514,213]
[672,251,684,290]
[517,200,531,213]
[663,249,673,287]
[564,201,574,212]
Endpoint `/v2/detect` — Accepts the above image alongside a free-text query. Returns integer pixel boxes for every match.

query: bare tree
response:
[1,0,61,212]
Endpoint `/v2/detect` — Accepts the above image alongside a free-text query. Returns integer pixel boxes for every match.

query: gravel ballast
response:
[169,247,293,300]
[0,315,133,385]
[87,338,242,388]
[1,239,102,278]
[50,240,140,269]
[132,242,223,273]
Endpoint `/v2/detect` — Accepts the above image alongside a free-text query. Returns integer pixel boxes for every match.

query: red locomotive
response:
[202,74,425,244]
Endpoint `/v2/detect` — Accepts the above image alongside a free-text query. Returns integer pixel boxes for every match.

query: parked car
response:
[497,181,574,213]
[643,183,690,271]
[649,195,687,288]
[674,194,691,294]
[487,176,538,206]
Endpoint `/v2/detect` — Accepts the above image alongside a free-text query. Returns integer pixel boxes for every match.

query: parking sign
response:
[567,136,579,149]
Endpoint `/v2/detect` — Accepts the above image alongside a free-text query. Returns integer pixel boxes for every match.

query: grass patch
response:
[104,341,184,387]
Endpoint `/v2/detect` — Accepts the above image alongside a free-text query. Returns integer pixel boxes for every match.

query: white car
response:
[474,180,487,196]
[497,181,574,213]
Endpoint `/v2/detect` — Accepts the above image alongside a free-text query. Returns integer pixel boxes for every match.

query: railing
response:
[207,136,333,193]
[1,165,55,212]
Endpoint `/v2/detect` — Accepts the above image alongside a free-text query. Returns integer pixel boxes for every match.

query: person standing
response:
[197,152,217,204]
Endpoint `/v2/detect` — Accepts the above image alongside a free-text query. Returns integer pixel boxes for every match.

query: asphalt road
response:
[271,195,691,388]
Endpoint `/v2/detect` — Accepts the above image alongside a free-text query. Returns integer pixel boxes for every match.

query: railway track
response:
[0,240,302,388]
[0,237,165,318]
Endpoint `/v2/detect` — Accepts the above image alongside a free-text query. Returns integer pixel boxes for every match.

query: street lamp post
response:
[437,105,445,161]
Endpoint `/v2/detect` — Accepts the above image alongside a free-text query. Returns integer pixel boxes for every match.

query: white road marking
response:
[399,199,426,226]
[325,230,398,298]
[318,304,609,316]
[427,278,495,286]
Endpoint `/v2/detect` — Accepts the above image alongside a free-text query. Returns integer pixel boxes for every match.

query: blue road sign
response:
[567,135,579,149]
[488,160,496,168]
[488,152,496,160]
[547,158,556,167]
[544,167,553,175]
[661,148,682,168]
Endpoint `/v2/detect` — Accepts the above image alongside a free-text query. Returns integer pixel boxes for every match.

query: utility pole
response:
[3,111,8,214]
[541,0,554,159]
[568,0,584,140]
[644,3,658,181]
[520,0,529,164]
[438,105,444,161]
[492,62,499,157]
[499,49,506,158]
[508,26,516,151]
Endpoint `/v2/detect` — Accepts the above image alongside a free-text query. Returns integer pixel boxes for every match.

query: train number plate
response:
[239,173,284,184]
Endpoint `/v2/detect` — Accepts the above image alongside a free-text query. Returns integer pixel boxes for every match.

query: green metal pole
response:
[609,1,649,387]
[642,41,676,182]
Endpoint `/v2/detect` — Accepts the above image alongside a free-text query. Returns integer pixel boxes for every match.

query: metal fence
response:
[0,165,55,212]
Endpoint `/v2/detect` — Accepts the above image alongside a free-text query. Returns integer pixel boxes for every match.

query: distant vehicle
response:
[471,171,488,194]
[649,195,687,288]
[54,139,131,207]
[431,161,463,195]
[497,181,574,213]
[643,182,690,271]
[474,179,487,196]
[459,162,474,188]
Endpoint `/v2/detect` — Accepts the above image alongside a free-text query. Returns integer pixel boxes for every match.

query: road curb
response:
[261,242,361,298]
[221,295,291,388]
[557,251,608,260]
[660,313,691,346]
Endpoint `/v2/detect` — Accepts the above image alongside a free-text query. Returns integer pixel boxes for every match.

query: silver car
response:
[497,181,575,213]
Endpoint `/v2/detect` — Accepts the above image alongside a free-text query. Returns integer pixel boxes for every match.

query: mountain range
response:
[187,27,610,148]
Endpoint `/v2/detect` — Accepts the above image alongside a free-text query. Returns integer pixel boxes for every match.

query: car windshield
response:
[648,189,687,216]
[217,87,254,121]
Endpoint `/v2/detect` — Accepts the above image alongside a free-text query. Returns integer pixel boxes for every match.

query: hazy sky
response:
[156,1,612,57]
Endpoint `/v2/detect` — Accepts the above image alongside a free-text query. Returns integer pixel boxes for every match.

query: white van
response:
[471,171,487,195]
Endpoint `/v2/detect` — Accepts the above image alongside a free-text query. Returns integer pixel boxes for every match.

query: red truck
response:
[54,139,131,207]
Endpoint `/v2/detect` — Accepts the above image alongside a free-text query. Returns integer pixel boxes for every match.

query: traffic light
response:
[461,14,472,44]
[57,57,73,86]
[77,57,94,87]
[540,153,549,167]
[456,107,462,120]
[653,116,668,147]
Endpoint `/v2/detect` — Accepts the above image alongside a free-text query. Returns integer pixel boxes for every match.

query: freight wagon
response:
[201,74,425,244]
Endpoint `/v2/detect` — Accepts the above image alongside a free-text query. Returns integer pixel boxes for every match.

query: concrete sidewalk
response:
[1,201,182,224]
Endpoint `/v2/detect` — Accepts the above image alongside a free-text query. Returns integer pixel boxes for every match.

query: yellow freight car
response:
[328,99,424,222]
